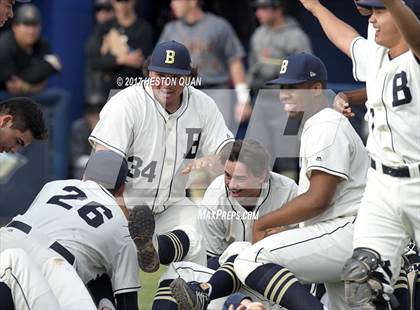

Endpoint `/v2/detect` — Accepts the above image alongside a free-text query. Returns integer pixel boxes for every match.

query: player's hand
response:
[234,101,252,123]
[299,0,322,12]
[181,155,224,175]
[333,92,355,118]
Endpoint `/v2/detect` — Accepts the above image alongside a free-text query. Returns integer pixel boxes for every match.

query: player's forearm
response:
[383,0,420,58]
[254,192,327,230]
[310,5,360,58]
[341,88,367,105]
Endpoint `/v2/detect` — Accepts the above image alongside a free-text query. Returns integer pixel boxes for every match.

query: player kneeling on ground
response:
[1,151,140,310]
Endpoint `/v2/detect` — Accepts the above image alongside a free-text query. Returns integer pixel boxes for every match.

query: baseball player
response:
[0,248,62,310]
[89,40,234,271]
[1,150,140,310]
[169,53,369,310]
[199,139,298,268]
[0,97,47,153]
[299,0,420,307]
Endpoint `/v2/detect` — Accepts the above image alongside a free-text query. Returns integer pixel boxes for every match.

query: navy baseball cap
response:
[267,52,327,85]
[252,0,283,8]
[84,151,128,192]
[357,0,420,17]
[148,40,192,76]
[222,293,252,310]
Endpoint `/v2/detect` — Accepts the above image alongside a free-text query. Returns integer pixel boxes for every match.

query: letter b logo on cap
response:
[279,60,288,74]
[165,50,176,64]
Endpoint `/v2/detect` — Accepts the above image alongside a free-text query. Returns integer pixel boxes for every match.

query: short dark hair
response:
[220,139,271,178]
[0,97,48,140]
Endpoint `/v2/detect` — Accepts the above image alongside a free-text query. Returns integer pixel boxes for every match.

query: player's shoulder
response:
[186,86,218,110]
[41,179,84,191]
[201,175,228,207]
[269,172,297,191]
[204,12,232,29]
[305,108,348,129]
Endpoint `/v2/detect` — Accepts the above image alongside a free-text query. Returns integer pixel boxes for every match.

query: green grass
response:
[138,266,166,309]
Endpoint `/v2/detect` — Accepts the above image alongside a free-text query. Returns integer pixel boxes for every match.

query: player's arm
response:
[229,58,253,122]
[299,0,360,57]
[253,170,341,243]
[333,88,367,117]
[382,0,420,59]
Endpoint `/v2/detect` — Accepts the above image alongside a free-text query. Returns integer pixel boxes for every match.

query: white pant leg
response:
[353,169,414,285]
[155,198,206,265]
[0,248,61,310]
[0,228,96,310]
[235,217,355,310]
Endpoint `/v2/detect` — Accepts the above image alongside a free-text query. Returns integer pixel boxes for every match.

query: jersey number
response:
[47,186,113,228]
[127,156,157,182]
[392,71,412,107]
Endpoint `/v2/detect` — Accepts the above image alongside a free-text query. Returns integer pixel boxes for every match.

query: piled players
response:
[89,40,234,272]
[170,52,369,310]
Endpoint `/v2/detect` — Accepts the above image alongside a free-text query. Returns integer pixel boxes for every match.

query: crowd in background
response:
[0,0,364,181]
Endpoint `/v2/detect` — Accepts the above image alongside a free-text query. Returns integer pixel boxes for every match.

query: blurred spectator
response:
[0,0,15,27]
[248,0,312,94]
[86,0,154,100]
[70,96,102,179]
[245,0,312,179]
[85,0,115,105]
[0,3,70,179]
[158,0,252,129]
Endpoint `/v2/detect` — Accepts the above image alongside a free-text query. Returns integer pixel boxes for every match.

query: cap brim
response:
[356,1,385,9]
[266,77,308,85]
[148,65,191,76]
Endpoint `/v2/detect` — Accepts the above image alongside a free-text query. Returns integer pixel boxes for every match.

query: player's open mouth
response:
[230,189,242,196]
[283,102,297,112]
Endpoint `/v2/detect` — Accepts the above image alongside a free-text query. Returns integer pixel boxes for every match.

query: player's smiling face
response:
[224,160,265,206]
[149,71,186,112]
[0,115,33,153]
[279,83,309,118]
[369,8,402,49]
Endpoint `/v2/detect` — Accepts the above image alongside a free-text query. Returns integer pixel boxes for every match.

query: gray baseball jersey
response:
[200,172,298,257]
[89,83,234,213]
[13,179,139,295]
[158,13,245,85]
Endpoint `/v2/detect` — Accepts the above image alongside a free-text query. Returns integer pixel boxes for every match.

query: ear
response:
[311,82,324,97]
[258,170,269,183]
[0,115,13,128]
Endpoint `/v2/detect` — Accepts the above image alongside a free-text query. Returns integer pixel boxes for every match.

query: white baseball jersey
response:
[299,108,369,226]
[89,83,234,213]
[200,172,298,257]
[351,37,420,166]
[13,179,139,295]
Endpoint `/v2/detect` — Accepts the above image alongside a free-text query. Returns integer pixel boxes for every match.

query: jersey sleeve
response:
[110,241,141,295]
[350,36,373,82]
[219,18,245,63]
[200,97,234,155]
[89,90,136,157]
[302,120,351,181]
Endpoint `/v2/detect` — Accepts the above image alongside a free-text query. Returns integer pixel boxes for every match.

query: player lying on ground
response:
[170,52,370,310]
[0,150,140,310]
[299,0,420,307]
